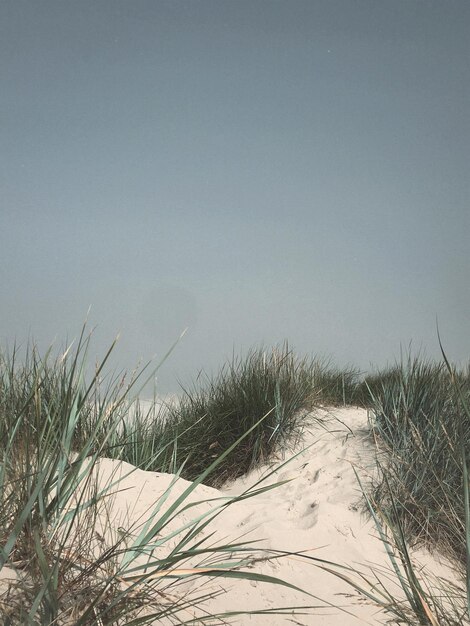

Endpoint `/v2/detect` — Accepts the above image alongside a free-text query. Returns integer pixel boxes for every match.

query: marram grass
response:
[1,326,469,625]
[350,350,470,625]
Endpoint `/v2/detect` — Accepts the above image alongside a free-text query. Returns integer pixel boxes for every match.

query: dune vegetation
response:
[352,353,470,624]
[0,324,468,624]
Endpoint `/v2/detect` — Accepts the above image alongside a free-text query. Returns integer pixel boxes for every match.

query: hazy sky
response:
[1,1,469,394]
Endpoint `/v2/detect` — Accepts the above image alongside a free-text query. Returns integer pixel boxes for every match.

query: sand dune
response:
[91,406,461,624]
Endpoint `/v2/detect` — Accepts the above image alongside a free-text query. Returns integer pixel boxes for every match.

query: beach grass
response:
[365,354,470,566]
[1,325,468,625]
[130,344,320,486]
[344,351,470,624]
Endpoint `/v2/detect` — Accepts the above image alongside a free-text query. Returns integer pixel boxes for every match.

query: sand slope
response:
[87,406,462,625]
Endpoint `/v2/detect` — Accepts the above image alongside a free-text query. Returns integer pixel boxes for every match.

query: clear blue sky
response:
[1,1,469,393]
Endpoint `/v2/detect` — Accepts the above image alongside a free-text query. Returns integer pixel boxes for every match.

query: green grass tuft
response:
[127,345,322,486]
[365,353,470,566]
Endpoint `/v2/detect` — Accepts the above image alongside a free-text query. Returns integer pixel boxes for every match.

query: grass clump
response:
[143,344,320,486]
[366,354,470,566]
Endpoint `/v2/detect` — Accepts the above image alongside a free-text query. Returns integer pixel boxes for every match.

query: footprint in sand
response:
[298,501,319,529]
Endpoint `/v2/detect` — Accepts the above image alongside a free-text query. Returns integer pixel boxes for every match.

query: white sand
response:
[90,406,462,624]
[2,407,463,624]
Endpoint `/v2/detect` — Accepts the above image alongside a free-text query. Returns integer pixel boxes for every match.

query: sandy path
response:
[208,407,389,624]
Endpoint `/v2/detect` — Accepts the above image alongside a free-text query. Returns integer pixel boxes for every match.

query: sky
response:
[1,0,469,395]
